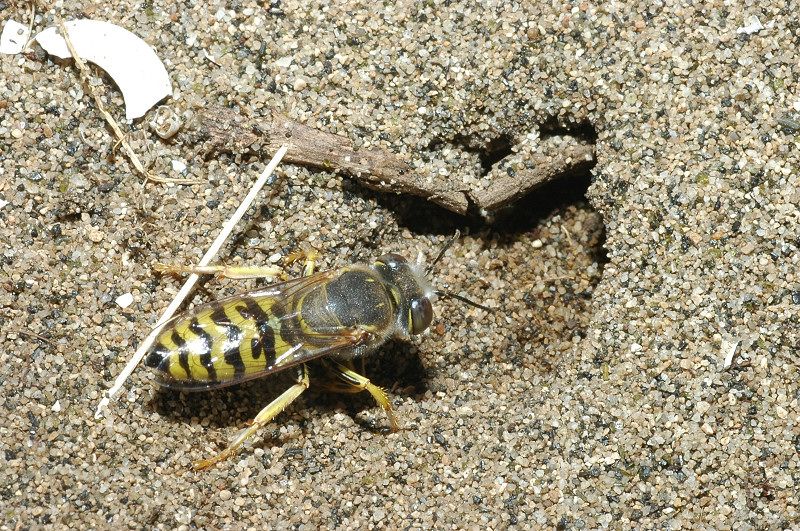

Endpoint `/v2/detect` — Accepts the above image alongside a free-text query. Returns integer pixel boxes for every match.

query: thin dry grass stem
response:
[94,145,289,419]
[57,19,201,185]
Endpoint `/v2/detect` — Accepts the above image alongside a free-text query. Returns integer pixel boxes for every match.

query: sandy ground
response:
[2,1,799,528]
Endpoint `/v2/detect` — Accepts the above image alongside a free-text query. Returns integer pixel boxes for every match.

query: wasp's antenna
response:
[426,230,461,275]
[427,230,492,312]
[436,290,493,312]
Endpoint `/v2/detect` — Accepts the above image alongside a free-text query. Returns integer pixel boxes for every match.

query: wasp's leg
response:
[193,365,310,471]
[284,244,320,277]
[154,263,284,280]
[336,357,366,375]
[335,358,366,372]
[321,359,400,431]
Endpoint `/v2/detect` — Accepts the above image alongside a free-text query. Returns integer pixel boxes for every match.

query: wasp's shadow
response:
[146,340,429,435]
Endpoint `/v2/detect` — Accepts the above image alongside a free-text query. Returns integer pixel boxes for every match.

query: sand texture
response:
[1,1,799,528]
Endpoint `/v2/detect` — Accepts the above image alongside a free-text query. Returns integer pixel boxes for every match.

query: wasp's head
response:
[373,253,436,337]
[373,232,492,338]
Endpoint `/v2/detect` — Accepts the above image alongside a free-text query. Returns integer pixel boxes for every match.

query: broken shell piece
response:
[0,19,31,55]
[736,15,764,35]
[115,292,134,309]
[35,19,172,120]
[149,105,182,139]
[171,159,187,173]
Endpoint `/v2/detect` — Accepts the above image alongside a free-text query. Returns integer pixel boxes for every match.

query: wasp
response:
[144,232,489,470]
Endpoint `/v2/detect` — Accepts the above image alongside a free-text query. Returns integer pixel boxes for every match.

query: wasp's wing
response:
[148,270,371,391]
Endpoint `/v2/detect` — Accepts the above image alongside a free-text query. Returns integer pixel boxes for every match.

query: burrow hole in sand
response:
[365,119,608,399]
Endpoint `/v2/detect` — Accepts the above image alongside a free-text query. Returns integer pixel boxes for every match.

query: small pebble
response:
[171,159,187,173]
[115,293,134,308]
[88,229,104,243]
[293,78,308,91]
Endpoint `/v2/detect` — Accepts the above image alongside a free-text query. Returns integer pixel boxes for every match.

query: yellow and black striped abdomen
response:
[144,294,290,390]
[144,267,400,390]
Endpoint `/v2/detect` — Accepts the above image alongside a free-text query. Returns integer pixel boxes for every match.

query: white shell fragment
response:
[35,19,172,120]
[149,105,182,139]
[0,19,31,55]
[721,338,739,369]
[115,292,134,309]
[736,15,764,35]
[171,159,187,173]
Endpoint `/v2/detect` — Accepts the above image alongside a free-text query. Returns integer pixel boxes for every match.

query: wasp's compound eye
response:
[410,297,433,334]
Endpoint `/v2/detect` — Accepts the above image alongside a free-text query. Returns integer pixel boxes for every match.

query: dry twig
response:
[192,106,596,216]
[194,106,469,212]
[11,328,54,345]
[472,140,595,212]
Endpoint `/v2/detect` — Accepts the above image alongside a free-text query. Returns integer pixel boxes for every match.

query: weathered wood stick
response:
[473,141,595,212]
[193,106,469,213]
[260,112,471,214]
[192,106,594,216]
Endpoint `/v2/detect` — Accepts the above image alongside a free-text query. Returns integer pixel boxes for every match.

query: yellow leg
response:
[193,365,310,471]
[336,358,365,374]
[285,244,320,277]
[154,263,283,280]
[321,359,400,431]
[157,243,319,280]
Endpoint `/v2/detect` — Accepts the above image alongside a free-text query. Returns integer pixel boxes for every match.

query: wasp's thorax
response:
[372,253,437,337]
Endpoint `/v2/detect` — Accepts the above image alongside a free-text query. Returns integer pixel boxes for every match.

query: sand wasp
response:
[144,232,489,470]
